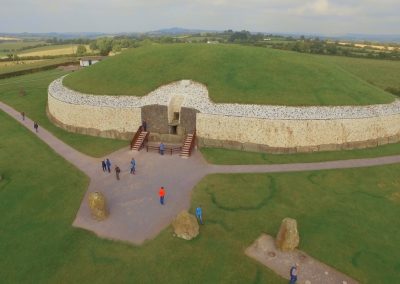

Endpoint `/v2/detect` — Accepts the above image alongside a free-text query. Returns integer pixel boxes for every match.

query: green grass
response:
[0,58,77,75]
[325,56,400,93]
[192,171,400,283]
[1,111,399,283]
[0,70,127,157]
[201,144,400,165]
[63,44,395,106]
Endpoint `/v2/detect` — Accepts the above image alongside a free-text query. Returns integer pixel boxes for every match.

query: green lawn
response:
[63,44,395,106]
[325,56,400,93]
[201,144,400,165]
[0,70,127,157]
[1,111,399,283]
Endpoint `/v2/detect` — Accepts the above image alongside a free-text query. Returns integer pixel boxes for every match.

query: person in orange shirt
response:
[159,187,166,205]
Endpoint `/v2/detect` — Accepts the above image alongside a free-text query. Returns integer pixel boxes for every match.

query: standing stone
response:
[88,192,108,221]
[275,218,300,251]
[172,211,199,240]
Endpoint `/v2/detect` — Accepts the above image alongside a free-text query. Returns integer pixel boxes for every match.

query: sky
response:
[0,0,399,35]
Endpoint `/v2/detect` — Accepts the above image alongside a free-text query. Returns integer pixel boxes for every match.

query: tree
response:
[76,45,87,56]
[89,41,98,51]
[96,38,113,56]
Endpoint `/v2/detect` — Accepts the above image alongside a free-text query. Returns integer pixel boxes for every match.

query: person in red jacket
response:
[159,187,166,205]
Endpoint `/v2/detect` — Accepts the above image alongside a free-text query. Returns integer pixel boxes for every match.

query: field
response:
[63,44,395,106]
[18,44,91,57]
[0,58,78,75]
[0,41,48,57]
[1,111,399,283]
[0,70,127,156]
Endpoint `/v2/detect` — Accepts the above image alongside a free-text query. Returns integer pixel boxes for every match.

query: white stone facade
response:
[48,76,400,151]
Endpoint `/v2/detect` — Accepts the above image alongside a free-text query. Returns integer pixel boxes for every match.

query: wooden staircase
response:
[131,126,149,151]
[180,130,196,158]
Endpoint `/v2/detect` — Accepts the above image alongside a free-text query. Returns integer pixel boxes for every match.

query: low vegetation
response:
[0,58,77,75]
[1,112,399,283]
[64,44,395,106]
[0,70,127,156]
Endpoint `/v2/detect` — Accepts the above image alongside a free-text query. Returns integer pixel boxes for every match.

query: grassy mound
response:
[63,44,395,106]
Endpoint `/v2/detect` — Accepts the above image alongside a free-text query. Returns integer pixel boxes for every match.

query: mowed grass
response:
[63,44,395,106]
[0,58,77,75]
[201,143,400,165]
[0,70,127,157]
[18,44,91,57]
[1,112,399,283]
[325,56,400,92]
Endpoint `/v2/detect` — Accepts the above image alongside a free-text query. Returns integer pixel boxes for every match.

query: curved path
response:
[2,101,400,245]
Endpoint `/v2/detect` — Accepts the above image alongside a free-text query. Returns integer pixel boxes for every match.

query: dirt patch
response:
[57,65,81,71]
[245,234,358,284]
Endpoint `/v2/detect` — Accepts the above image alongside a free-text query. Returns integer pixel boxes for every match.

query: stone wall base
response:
[46,106,133,140]
[197,134,400,154]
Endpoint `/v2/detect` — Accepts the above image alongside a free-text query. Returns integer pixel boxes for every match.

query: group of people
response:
[101,157,136,180]
[20,111,39,133]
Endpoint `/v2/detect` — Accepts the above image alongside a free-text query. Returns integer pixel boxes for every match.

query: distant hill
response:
[147,27,219,35]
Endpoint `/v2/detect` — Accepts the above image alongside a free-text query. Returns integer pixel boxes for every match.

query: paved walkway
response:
[3,101,400,245]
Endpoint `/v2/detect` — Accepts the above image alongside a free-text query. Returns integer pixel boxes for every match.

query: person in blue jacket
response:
[196,206,203,225]
[289,264,298,284]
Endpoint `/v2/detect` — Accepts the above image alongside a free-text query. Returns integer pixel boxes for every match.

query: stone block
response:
[172,211,199,240]
[377,136,389,146]
[276,218,300,251]
[222,140,243,151]
[242,142,261,153]
[318,143,340,152]
[88,192,108,221]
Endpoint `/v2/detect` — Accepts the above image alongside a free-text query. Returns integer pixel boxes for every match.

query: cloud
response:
[0,0,399,34]
[289,0,357,17]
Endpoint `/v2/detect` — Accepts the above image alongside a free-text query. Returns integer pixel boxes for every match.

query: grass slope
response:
[1,112,399,283]
[0,70,127,157]
[325,56,400,93]
[63,44,395,106]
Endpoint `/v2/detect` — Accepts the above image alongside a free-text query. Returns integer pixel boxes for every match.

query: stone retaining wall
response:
[47,93,141,140]
[48,76,400,153]
[196,113,400,152]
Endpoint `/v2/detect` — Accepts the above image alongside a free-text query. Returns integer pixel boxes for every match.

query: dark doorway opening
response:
[170,125,178,135]
[173,112,180,121]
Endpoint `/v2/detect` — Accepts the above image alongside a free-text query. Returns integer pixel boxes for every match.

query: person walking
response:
[33,122,39,133]
[196,206,203,225]
[130,158,136,174]
[21,112,25,121]
[142,120,147,132]
[289,264,298,284]
[106,158,111,173]
[115,166,121,180]
[101,160,107,172]
[159,142,165,155]
[159,187,166,205]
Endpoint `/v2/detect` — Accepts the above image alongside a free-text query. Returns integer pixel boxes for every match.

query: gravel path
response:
[3,101,400,244]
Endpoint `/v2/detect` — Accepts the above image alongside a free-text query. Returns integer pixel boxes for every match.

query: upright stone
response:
[172,211,199,240]
[275,218,299,251]
[88,192,108,221]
